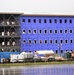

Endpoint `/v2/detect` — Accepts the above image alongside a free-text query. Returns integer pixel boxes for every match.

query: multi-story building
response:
[20,14,74,55]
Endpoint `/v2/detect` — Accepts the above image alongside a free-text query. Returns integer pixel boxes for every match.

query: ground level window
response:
[61,50,63,53]
[56,50,58,53]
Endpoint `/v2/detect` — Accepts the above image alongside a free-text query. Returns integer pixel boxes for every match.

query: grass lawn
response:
[0,61,74,67]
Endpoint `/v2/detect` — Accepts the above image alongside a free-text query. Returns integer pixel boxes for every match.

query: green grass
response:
[0,61,74,67]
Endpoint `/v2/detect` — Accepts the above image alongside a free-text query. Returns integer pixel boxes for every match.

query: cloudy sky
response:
[0,0,74,14]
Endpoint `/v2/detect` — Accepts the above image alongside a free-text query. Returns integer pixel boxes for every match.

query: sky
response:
[0,0,74,14]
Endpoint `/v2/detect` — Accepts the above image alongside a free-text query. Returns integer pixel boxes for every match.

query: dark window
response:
[60,19,62,23]
[70,20,72,23]
[64,19,67,23]
[44,19,46,23]
[28,19,31,23]
[40,40,42,44]
[39,19,41,23]
[65,40,68,43]
[60,40,63,43]
[23,40,26,44]
[70,40,72,43]
[55,40,58,43]
[28,40,31,44]
[33,30,36,34]
[66,50,68,52]
[55,30,57,33]
[28,30,31,34]
[39,30,42,33]
[50,40,52,43]
[23,30,26,34]
[50,30,52,33]
[45,40,47,44]
[54,19,57,23]
[44,30,47,33]
[23,19,25,22]
[60,30,62,33]
[56,50,58,53]
[34,40,36,44]
[70,30,72,33]
[34,19,36,23]
[65,30,67,33]
[49,19,52,23]
[61,50,63,53]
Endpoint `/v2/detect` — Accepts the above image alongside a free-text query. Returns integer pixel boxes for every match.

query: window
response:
[54,19,57,23]
[50,40,52,43]
[39,40,42,44]
[34,19,36,23]
[70,40,73,43]
[45,40,47,44]
[23,30,26,34]
[55,30,57,33]
[70,20,72,23]
[23,19,25,22]
[61,50,63,53]
[50,30,52,33]
[65,30,67,33]
[60,30,62,33]
[64,19,67,23]
[39,19,41,23]
[70,30,72,33]
[49,19,52,23]
[60,19,62,23]
[65,40,68,44]
[28,19,31,23]
[44,19,46,23]
[44,30,47,33]
[55,40,58,43]
[28,40,31,44]
[33,30,36,34]
[28,30,31,34]
[34,40,37,44]
[23,40,26,44]
[56,50,58,53]
[39,30,42,33]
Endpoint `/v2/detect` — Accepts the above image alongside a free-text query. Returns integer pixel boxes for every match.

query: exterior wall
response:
[20,16,74,54]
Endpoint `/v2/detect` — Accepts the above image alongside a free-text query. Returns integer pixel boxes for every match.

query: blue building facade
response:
[20,15,74,54]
